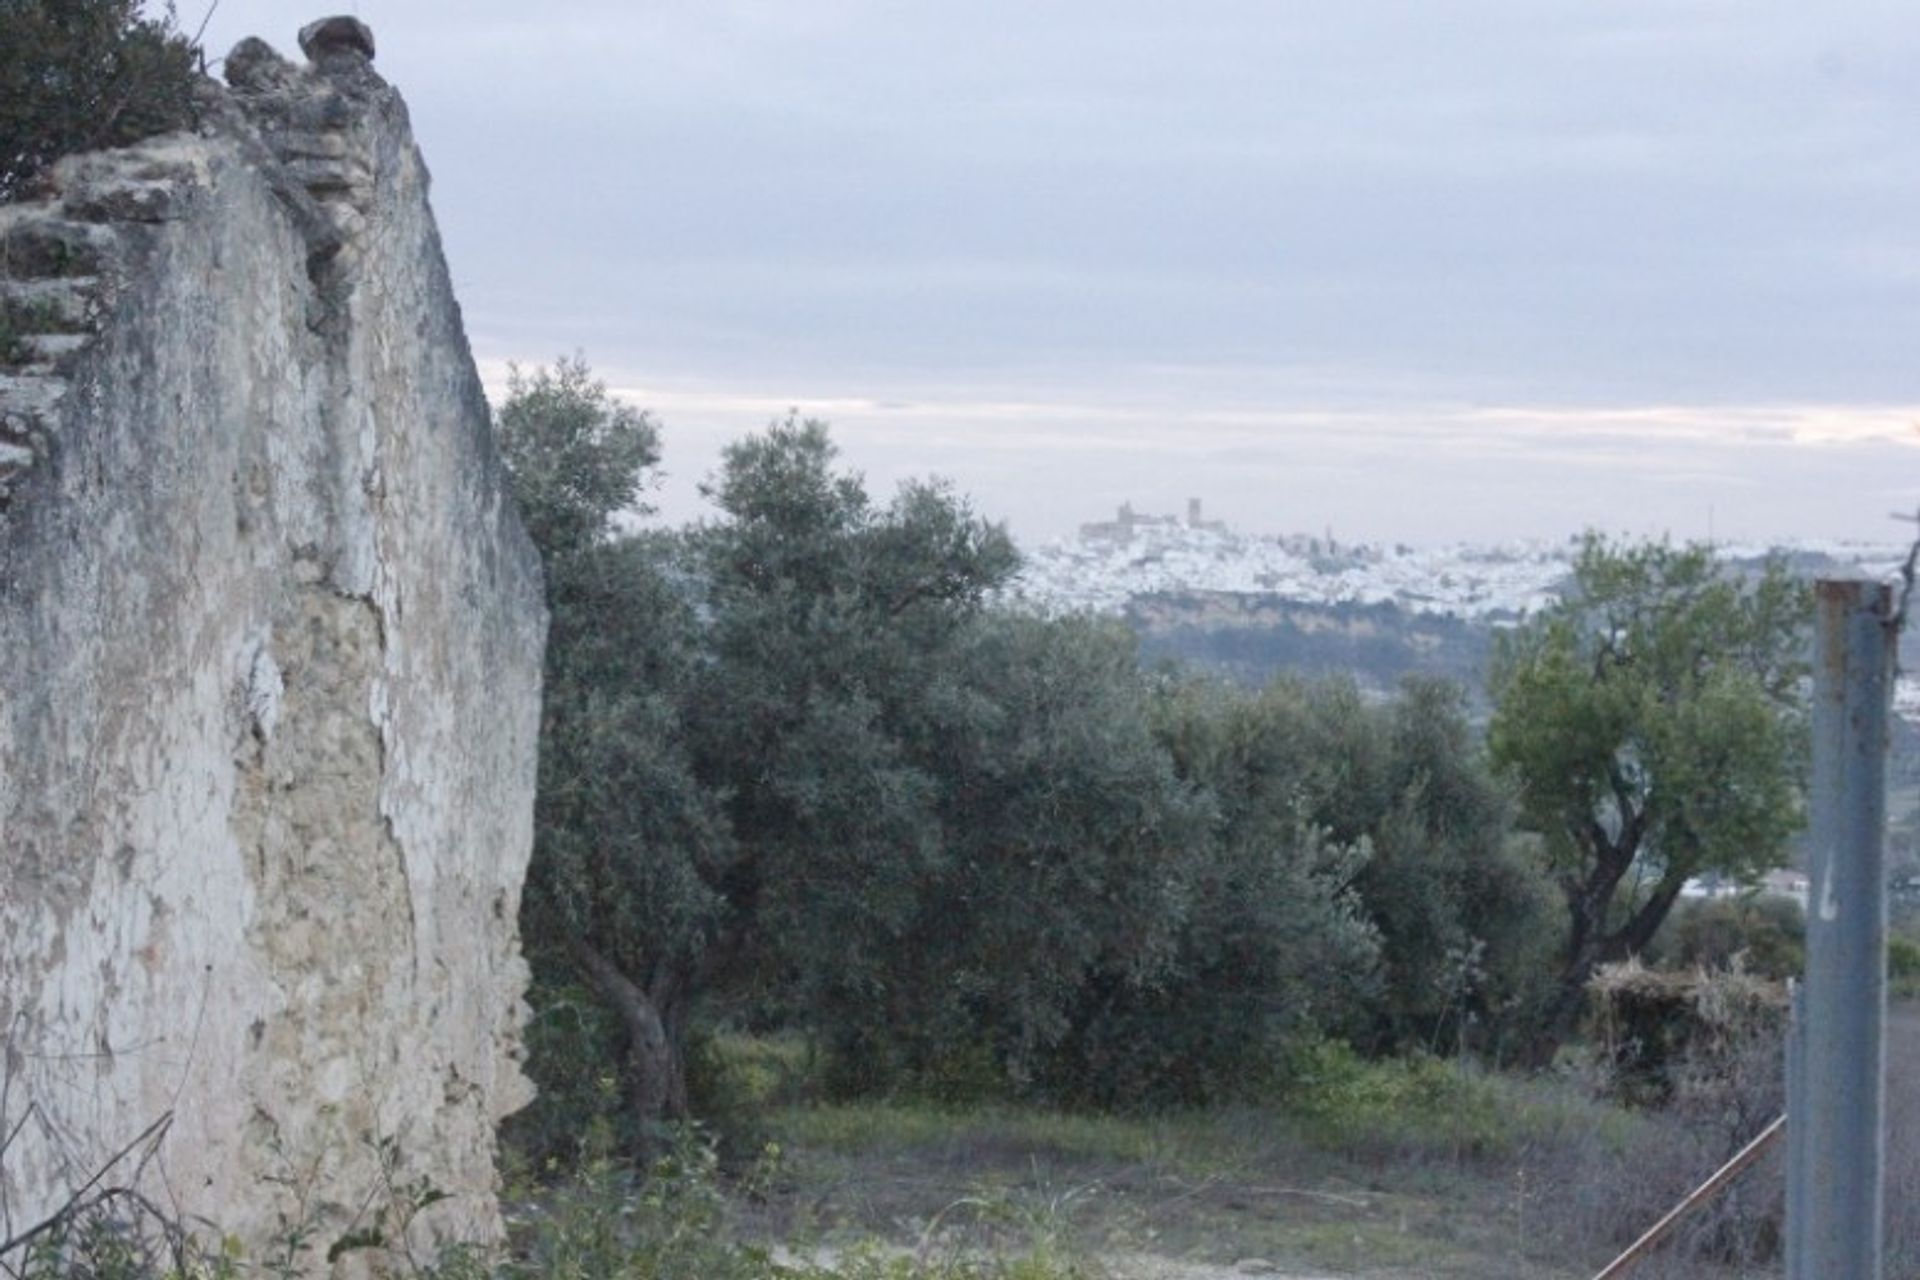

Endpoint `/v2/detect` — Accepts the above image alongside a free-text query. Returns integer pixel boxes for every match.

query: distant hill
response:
[1012,504,1916,707]
[1127,591,1493,699]
[1016,506,1920,878]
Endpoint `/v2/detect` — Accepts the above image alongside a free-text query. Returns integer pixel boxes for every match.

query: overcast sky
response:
[199,2,1919,546]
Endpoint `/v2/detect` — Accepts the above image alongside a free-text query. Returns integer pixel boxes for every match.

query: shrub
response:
[1587,960,1787,1107]
[1529,998,1786,1278]
[500,974,638,1172]
[1650,894,1805,980]
[0,0,200,202]
[1889,932,1920,999]
[1280,1038,1532,1162]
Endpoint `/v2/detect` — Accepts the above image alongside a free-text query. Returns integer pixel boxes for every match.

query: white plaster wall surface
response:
[0,22,545,1265]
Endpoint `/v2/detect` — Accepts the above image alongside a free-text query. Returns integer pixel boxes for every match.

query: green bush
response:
[1890,932,1920,998]
[1650,895,1805,980]
[1276,1038,1609,1163]
[500,974,638,1172]
[1,0,200,202]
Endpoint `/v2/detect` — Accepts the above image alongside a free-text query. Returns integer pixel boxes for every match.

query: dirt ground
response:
[755,1119,1596,1280]
[1105,1255,1341,1279]
[745,1002,1919,1279]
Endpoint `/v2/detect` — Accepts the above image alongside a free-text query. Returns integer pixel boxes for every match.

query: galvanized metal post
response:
[1785,981,1806,1279]
[1791,579,1893,1280]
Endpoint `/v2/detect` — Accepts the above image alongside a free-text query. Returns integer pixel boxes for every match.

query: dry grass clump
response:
[1520,965,1788,1277]
[1521,980,1920,1279]
[1882,1003,1920,1279]
[1586,959,1787,1107]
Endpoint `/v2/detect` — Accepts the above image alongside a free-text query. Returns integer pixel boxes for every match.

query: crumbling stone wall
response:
[0,18,546,1260]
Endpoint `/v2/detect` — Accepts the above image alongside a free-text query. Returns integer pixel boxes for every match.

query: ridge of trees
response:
[498,360,1809,1152]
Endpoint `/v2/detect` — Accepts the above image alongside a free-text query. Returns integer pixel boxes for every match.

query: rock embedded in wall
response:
[0,17,546,1266]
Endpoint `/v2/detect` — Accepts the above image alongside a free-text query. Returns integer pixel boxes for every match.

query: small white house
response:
[1679,868,1808,908]
[1680,872,1740,901]
[1758,868,1810,907]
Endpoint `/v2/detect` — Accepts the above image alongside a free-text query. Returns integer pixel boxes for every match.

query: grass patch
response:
[498,1134,1101,1280]
[1890,934,1920,1001]
[761,1037,1638,1182]
[738,1037,1657,1279]
[774,1103,1169,1165]
[1279,1040,1638,1165]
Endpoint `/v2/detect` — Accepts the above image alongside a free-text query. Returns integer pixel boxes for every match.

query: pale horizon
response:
[478,358,1920,548]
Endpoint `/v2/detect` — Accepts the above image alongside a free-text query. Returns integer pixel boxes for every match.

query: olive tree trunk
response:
[562,935,689,1142]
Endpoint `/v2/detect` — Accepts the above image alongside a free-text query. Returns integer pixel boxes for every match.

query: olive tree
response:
[1297,676,1558,1057]
[848,613,1217,1101]
[495,357,659,559]
[685,419,1020,1042]
[1487,536,1806,1047]
[1044,671,1380,1106]
[496,359,723,1144]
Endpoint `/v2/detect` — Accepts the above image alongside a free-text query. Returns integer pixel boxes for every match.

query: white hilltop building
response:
[1014,499,1577,620]
[1079,498,1228,543]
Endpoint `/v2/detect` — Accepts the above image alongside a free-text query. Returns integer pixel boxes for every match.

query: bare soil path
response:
[1105,1253,1342,1279]
[753,1112,1594,1280]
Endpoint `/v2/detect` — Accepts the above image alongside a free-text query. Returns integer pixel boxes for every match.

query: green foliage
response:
[492,1124,1094,1280]
[501,978,639,1170]
[0,0,199,202]
[499,1130,767,1280]
[1490,537,1804,879]
[5,1117,1092,1278]
[524,528,730,1016]
[1359,679,1561,1055]
[1281,1040,1527,1159]
[772,1099,1166,1166]
[1890,931,1920,999]
[499,359,713,1141]
[8,1204,235,1280]
[771,1049,1631,1196]
[687,417,1021,1074]
[1487,535,1807,1039]
[835,612,1212,1102]
[496,357,661,562]
[504,398,1040,1145]
[1649,895,1805,980]
[1135,673,1553,1074]
[1261,675,1559,1058]
[1019,670,1376,1108]
[500,373,1551,1138]
[866,663,1542,1107]
[682,1031,817,1159]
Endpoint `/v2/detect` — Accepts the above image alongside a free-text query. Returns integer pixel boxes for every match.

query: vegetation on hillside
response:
[0,0,200,202]
[496,363,1597,1143]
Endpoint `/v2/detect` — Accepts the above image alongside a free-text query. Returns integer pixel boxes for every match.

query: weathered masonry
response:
[0,17,546,1259]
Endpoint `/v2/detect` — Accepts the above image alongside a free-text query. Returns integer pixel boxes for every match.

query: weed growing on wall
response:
[0,0,200,202]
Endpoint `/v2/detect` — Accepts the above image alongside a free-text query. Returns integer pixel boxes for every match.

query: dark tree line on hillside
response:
[497,360,1810,1154]
[1128,594,1493,695]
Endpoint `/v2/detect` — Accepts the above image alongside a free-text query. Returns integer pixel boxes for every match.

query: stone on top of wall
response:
[299,15,377,63]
